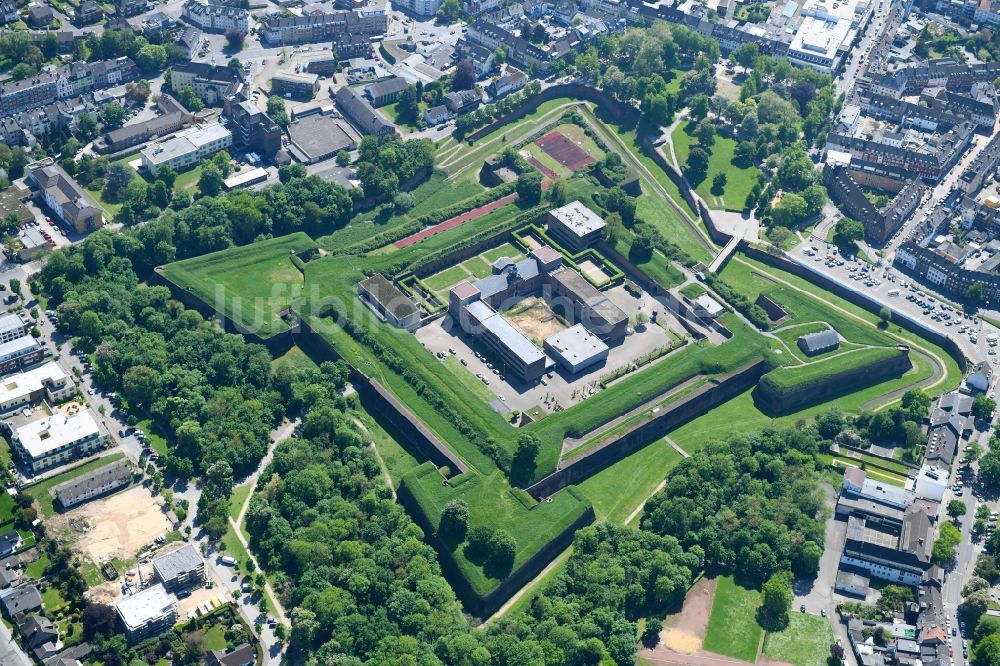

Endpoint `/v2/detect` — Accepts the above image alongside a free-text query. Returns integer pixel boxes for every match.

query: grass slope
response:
[401,463,591,597]
[160,233,317,338]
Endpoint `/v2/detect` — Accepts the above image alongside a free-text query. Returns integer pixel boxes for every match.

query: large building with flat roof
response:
[152,544,205,591]
[543,324,609,374]
[116,583,178,642]
[140,122,233,175]
[0,361,74,413]
[4,408,110,473]
[0,336,46,375]
[0,313,29,344]
[448,244,627,382]
[545,200,606,252]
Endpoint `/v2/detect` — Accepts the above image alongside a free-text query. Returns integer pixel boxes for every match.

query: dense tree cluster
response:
[34,237,283,486]
[356,136,435,201]
[641,427,826,582]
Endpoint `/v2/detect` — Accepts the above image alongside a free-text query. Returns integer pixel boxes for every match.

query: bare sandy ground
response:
[661,576,717,653]
[47,486,171,563]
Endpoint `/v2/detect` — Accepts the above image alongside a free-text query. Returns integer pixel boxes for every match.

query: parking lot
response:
[790,241,996,372]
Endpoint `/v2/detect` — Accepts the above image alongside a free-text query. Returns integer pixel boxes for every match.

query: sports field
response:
[702,576,763,661]
[763,612,836,666]
[161,233,317,338]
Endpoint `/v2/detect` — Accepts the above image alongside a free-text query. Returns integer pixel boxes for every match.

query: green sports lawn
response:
[160,233,317,338]
[672,120,760,212]
[400,463,591,597]
[764,612,836,666]
[703,576,763,661]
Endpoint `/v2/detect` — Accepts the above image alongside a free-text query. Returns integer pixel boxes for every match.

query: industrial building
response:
[140,123,233,175]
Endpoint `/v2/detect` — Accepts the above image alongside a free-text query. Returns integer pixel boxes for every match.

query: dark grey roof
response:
[358,274,417,319]
[53,460,131,507]
[797,329,840,354]
[334,86,394,136]
[365,76,408,100]
[474,256,540,301]
[152,544,203,583]
[1,584,42,616]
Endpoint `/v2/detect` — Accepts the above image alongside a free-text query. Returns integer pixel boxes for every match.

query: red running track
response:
[394,193,519,248]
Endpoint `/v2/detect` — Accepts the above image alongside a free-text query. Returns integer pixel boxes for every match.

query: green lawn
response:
[41,586,68,614]
[79,560,103,588]
[359,409,422,488]
[424,264,471,293]
[576,438,682,524]
[201,623,229,651]
[481,243,527,265]
[173,164,204,192]
[229,484,252,522]
[271,345,320,372]
[83,185,124,217]
[703,576,763,662]
[441,356,497,405]
[672,120,759,212]
[680,283,706,299]
[764,613,836,666]
[161,233,317,338]
[136,418,169,457]
[400,463,591,598]
[25,452,127,517]
[315,171,485,253]
[25,553,50,579]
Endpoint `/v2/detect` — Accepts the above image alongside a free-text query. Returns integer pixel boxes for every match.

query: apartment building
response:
[0,362,74,413]
[0,313,30,344]
[152,544,206,592]
[271,72,320,100]
[5,407,110,473]
[140,122,233,175]
[170,61,244,106]
[0,57,138,117]
[27,160,104,234]
[116,584,178,642]
[260,4,387,45]
[395,0,441,16]
[0,337,45,375]
[224,97,282,161]
[53,459,132,509]
[182,0,250,33]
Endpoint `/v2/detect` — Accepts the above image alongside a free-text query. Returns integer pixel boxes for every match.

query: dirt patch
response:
[48,486,171,563]
[535,131,595,172]
[502,296,568,346]
[661,576,717,653]
[577,258,610,284]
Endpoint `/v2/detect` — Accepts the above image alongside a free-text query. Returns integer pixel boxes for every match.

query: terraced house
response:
[0,57,138,116]
[182,0,250,33]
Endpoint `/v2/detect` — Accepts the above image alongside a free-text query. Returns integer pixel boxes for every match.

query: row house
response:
[0,58,137,117]
[466,18,551,70]
[825,123,974,181]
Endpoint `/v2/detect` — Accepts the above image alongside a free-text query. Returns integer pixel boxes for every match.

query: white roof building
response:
[12,410,107,470]
[140,122,233,175]
[116,583,178,641]
[693,294,725,319]
[0,361,73,412]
